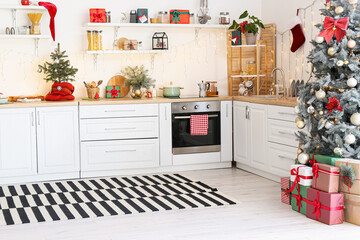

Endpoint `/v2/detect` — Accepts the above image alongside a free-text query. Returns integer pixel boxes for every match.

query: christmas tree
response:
[38,43,78,83]
[296,0,360,162]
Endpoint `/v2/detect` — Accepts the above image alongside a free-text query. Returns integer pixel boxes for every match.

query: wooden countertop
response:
[0,95,297,109]
[233,96,298,107]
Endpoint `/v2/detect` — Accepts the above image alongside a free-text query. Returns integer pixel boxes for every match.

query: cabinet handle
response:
[31,112,34,126]
[226,104,229,118]
[278,155,294,161]
[104,110,136,113]
[105,149,137,153]
[278,131,295,136]
[278,112,295,116]
[105,127,137,131]
[37,112,40,125]
[246,106,250,120]
[165,106,168,121]
[174,114,219,119]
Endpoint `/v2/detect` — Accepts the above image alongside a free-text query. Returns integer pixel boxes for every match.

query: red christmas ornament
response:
[326,0,330,3]
[326,96,343,113]
[318,16,349,44]
[94,92,100,99]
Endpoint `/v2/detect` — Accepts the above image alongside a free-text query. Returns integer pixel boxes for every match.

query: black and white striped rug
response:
[0,174,237,226]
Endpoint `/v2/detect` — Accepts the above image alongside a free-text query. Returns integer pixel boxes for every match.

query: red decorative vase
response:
[21,0,30,6]
[45,82,75,101]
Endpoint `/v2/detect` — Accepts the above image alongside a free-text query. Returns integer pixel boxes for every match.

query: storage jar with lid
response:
[158,11,169,23]
[247,61,256,75]
[219,12,230,25]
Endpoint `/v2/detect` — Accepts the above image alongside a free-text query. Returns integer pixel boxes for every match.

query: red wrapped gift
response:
[312,163,340,193]
[281,177,292,205]
[90,9,106,23]
[306,188,344,225]
[170,10,190,24]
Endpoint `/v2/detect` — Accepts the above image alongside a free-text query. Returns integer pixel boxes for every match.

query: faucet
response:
[271,67,285,96]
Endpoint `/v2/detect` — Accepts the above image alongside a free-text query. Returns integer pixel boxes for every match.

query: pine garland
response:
[38,43,78,83]
[340,163,356,188]
[121,65,154,90]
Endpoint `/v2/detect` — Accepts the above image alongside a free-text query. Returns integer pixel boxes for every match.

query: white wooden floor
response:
[0,168,359,240]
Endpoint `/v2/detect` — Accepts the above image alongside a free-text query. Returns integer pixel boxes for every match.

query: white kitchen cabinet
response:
[159,103,172,166]
[0,108,37,177]
[248,103,268,171]
[268,142,297,177]
[36,106,80,175]
[233,101,249,165]
[221,101,233,162]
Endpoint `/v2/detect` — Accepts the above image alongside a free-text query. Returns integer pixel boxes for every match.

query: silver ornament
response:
[316,89,326,100]
[295,117,306,129]
[351,113,360,126]
[347,77,358,88]
[345,134,356,144]
[334,147,344,156]
[315,36,325,44]
[37,68,42,73]
[348,39,357,49]
[298,153,310,164]
[307,106,315,114]
[335,6,345,14]
[294,106,300,114]
[336,60,344,67]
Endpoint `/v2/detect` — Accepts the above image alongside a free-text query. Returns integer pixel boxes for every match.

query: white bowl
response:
[0,98,8,104]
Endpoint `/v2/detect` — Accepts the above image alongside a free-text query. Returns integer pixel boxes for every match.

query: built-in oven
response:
[172,101,221,155]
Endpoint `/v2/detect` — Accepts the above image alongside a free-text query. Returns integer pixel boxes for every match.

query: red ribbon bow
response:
[326,96,343,113]
[106,86,120,98]
[312,191,322,220]
[294,185,303,212]
[318,16,349,43]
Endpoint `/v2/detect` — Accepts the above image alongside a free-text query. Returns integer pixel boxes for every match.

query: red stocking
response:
[289,16,305,52]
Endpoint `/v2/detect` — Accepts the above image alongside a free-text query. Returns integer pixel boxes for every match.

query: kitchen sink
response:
[251,95,278,99]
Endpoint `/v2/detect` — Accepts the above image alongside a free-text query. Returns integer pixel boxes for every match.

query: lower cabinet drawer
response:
[268,119,298,148]
[80,117,159,141]
[268,105,296,122]
[268,142,297,177]
[80,104,159,119]
[81,139,159,171]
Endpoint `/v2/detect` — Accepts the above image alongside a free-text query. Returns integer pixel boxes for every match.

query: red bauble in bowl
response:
[21,0,31,6]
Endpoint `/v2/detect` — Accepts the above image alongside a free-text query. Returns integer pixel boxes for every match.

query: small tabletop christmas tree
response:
[296,0,360,162]
[38,43,78,101]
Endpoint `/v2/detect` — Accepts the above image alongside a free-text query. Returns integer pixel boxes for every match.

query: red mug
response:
[21,0,30,5]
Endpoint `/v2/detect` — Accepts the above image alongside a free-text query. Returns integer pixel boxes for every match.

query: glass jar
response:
[247,61,256,75]
[99,30,103,50]
[92,31,99,51]
[158,11,169,23]
[87,30,92,50]
[190,13,195,24]
[219,12,230,25]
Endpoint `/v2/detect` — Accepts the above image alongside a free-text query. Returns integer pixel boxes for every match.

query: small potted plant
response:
[121,65,155,99]
[38,43,78,101]
[229,10,265,45]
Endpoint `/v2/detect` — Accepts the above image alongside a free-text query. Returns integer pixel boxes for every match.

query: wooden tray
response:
[107,75,130,98]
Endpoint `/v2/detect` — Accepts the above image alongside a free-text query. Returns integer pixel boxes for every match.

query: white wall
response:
[0,0,262,98]
[262,0,323,88]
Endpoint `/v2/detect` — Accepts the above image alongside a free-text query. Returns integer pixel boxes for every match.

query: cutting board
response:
[107,75,130,97]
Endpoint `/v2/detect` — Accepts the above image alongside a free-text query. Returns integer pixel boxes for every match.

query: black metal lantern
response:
[152,32,168,50]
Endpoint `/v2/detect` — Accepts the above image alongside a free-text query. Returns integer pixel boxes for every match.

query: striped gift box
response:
[281,177,292,205]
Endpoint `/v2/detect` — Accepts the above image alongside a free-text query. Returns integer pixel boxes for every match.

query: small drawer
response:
[268,119,298,148]
[80,117,158,141]
[81,139,159,171]
[268,105,296,122]
[268,142,297,177]
[80,104,158,119]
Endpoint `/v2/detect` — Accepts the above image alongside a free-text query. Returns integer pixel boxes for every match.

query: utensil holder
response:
[87,88,99,99]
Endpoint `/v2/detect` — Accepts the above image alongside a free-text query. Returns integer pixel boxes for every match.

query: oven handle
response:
[174,114,219,119]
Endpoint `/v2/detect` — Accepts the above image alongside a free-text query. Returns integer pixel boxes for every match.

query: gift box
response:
[106,86,121,98]
[312,163,340,193]
[335,159,360,195]
[281,177,292,205]
[90,9,106,23]
[291,182,310,215]
[170,10,190,24]
[344,193,360,226]
[290,164,313,187]
[124,40,138,50]
[232,31,242,46]
[137,8,148,23]
[306,188,344,225]
[309,154,341,166]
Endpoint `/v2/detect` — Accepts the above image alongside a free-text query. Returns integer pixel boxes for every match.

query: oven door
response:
[172,112,221,155]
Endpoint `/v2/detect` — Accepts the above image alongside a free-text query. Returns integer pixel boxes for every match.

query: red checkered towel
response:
[190,115,208,135]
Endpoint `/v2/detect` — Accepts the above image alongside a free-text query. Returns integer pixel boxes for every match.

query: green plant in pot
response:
[229,10,265,45]
[121,65,154,99]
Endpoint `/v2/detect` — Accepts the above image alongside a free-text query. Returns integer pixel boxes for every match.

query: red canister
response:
[21,0,31,5]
